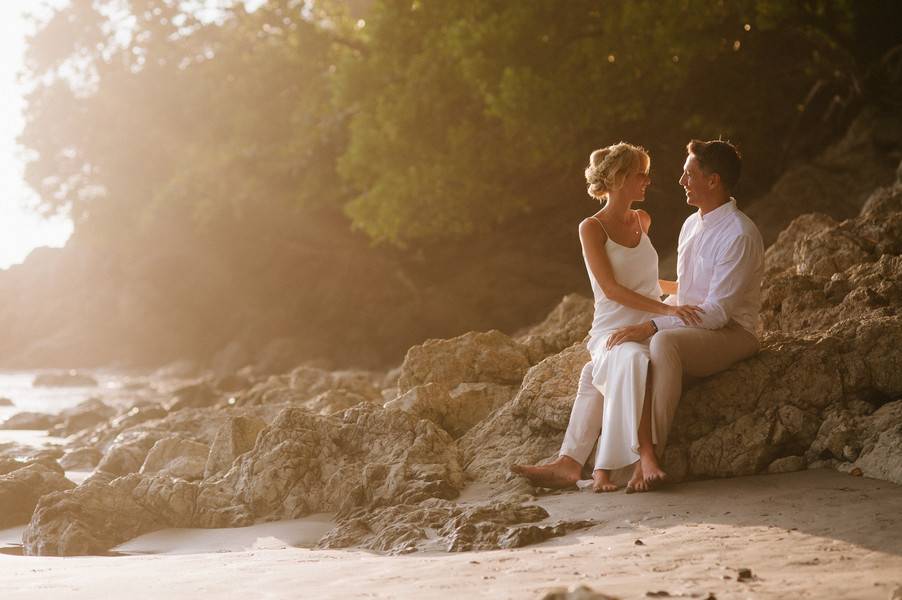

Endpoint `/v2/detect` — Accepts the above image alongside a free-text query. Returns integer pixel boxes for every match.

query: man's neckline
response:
[698,198,736,227]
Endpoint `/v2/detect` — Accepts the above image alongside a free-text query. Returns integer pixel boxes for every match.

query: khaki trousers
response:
[649,322,759,454]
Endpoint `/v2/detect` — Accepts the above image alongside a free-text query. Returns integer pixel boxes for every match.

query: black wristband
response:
[649,320,659,333]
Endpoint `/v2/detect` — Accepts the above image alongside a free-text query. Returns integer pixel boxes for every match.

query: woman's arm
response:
[579,218,698,321]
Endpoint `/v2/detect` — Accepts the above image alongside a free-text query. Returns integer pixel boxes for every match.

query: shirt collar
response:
[698,198,736,229]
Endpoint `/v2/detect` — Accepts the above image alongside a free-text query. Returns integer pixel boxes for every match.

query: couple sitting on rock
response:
[513,139,764,493]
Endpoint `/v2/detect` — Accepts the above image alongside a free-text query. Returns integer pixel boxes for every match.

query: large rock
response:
[853,400,902,484]
[398,330,531,393]
[166,382,220,411]
[516,294,593,364]
[24,472,198,556]
[760,180,902,333]
[203,415,266,479]
[0,462,75,528]
[460,343,589,485]
[49,398,116,437]
[96,431,167,476]
[318,499,593,554]
[0,412,57,430]
[139,436,210,481]
[384,382,516,439]
[24,403,464,555]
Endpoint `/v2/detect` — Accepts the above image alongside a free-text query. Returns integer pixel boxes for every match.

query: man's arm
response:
[653,234,762,331]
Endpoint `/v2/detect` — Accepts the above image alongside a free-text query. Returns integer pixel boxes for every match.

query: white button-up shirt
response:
[653,199,764,336]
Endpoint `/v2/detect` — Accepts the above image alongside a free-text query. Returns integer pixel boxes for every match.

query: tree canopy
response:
[20,0,901,246]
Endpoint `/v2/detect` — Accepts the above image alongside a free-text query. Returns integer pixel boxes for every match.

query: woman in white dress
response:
[512,143,702,493]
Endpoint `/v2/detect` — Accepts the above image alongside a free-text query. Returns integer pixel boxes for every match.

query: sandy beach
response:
[2,469,900,599]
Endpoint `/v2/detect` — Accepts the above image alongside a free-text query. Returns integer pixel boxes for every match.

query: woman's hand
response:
[667,304,705,326]
[607,322,656,349]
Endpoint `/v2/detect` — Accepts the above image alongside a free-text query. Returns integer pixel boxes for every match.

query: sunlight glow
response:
[0,2,73,270]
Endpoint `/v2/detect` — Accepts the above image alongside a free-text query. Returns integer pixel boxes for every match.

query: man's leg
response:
[511,360,602,488]
[649,322,759,454]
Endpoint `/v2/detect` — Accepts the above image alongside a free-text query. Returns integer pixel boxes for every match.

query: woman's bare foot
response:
[591,469,619,493]
[625,461,649,493]
[639,447,668,488]
[510,456,582,489]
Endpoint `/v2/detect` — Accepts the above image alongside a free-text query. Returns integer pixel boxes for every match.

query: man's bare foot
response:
[510,456,582,489]
[639,447,668,488]
[625,461,649,494]
[591,469,619,493]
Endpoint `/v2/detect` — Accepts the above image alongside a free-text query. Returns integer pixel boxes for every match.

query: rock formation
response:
[14,155,902,558]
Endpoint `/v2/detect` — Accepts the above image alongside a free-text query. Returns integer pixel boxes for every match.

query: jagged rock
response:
[33,372,98,387]
[49,398,116,437]
[0,462,75,528]
[289,367,383,401]
[235,367,382,408]
[25,403,464,555]
[768,456,807,473]
[807,409,859,462]
[0,397,13,406]
[851,400,902,485]
[195,404,464,525]
[461,343,589,484]
[301,389,373,415]
[398,330,531,393]
[166,382,220,411]
[760,180,902,333]
[384,382,516,439]
[0,412,57,430]
[109,404,168,431]
[140,436,210,481]
[59,447,103,470]
[24,472,198,556]
[96,431,167,476]
[0,456,62,476]
[517,294,593,364]
[317,498,593,554]
[203,415,266,479]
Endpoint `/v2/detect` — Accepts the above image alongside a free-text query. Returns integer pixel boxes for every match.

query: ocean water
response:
[0,370,137,449]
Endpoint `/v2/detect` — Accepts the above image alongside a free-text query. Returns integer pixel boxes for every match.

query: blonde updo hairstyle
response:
[585,142,649,201]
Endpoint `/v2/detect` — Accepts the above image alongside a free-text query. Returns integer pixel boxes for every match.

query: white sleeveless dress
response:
[560,213,662,471]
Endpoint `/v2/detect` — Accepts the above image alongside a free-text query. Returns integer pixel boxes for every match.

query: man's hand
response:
[606,321,656,350]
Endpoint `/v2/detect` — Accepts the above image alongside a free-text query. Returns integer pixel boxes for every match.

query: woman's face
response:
[622,159,651,201]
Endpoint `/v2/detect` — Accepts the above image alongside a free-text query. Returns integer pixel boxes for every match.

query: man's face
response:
[678,154,712,209]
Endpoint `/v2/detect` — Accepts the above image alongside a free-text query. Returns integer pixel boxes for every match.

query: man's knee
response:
[649,330,680,363]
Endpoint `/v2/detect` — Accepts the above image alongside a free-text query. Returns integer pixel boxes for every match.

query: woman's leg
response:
[511,361,602,488]
[627,366,667,492]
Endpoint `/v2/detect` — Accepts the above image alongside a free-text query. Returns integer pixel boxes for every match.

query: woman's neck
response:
[602,195,633,221]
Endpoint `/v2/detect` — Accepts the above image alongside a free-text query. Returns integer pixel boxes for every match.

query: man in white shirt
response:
[607,139,764,480]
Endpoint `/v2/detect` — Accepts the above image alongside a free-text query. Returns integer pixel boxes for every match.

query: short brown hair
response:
[687,139,741,193]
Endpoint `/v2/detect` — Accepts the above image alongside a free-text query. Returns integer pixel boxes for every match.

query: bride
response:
[512,142,702,493]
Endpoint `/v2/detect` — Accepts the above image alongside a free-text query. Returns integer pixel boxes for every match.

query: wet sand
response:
[1,469,900,599]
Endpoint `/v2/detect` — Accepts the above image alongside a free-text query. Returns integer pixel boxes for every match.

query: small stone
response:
[850,467,863,477]
[736,568,753,582]
[646,592,671,598]
[634,539,645,545]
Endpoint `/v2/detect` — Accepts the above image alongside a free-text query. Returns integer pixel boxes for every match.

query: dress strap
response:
[590,215,609,237]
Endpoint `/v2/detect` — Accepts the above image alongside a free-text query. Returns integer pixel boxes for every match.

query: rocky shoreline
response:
[1,138,901,559]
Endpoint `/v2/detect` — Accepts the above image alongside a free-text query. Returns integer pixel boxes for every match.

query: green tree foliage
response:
[20,0,901,246]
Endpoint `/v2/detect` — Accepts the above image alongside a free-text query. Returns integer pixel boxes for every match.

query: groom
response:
[609,139,764,466]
